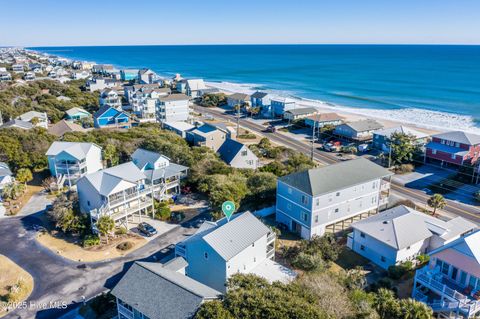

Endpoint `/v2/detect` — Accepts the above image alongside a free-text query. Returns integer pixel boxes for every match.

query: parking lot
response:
[128,217,179,241]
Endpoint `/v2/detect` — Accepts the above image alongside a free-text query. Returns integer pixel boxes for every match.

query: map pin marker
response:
[222,201,235,221]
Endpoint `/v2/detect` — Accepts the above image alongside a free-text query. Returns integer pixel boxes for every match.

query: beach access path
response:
[193,104,480,225]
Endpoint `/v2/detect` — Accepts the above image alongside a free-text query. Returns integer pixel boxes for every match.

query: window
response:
[315,198,320,206]
[252,243,255,247]
[241,150,248,156]
[288,187,292,194]
[372,182,377,189]
[432,149,437,155]
[301,211,308,222]
[204,252,208,260]
[254,257,256,262]
[469,275,477,289]
[87,201,90,206]
[334,208,339,213]
[451,154,456,160]
[287,203,292,210]
[360,232,365,238]
[336,192,340,197]
[407,246,411,250]
[360,245,365,251]
[381,256,386,262]
[314,215,318,223]
[301,195,308,205]
[441,261,450,275]
[455,142,460,147]
[118,299,133,312]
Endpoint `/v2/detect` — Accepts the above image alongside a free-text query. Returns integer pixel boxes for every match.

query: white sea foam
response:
[206,80,479,134]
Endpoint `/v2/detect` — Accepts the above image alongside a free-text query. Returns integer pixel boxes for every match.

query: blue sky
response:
[2,0,480,46]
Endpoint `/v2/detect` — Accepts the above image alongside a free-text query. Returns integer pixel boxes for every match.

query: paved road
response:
[194,105,480,224]
[0,213,200,319]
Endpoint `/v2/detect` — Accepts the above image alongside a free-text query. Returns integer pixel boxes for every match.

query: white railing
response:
[267,232,276,244]
[267,247,275,259]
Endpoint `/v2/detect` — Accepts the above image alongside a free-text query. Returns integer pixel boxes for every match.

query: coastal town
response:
[1,46,480,319]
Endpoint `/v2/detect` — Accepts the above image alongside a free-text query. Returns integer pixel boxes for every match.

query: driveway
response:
[128,217,178,242]
[0,211,203,319]
[18,191,52,216]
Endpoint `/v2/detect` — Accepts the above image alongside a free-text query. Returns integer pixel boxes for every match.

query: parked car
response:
[137,222,158,237]
[265,125,276,133]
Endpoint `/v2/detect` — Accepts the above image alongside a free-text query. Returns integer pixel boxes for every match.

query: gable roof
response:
[48,120,86,137]
[251,91,268,99]
[217,139,249,164]
[305,112,344,123]
[65,107,90,117]
[0,119,33,130]
[429,230,480,264]
[81,162,145,196]
[46,141,100,160]
[17,111,47,122]
[131,148,169,170]
[228,93,250,101]
[180,212,271,261]
[279,158,392,196]
[352,205,476,250]
[163,121,195,132]
[159,93,190,102]
[432,131,480,146]
[342,119,383,132]
[186,79,206,91]
[93,105,128,118]
[373,126,429,139]
[111,261,220,319]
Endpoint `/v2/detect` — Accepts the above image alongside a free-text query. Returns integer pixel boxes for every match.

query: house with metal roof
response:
[112,259,221,319]
[187,123,228,151]
[348,205,476,269]
[0,119,33,130]
[131,148,188,201]
[175,211,296,292]
[16,111,48,129]
[412,230,480,318]
[372,125,430,152]
[425,131,480,168]
[276,158,393,239]
[93,106,132,129]
[184,79,207,98]
[99,88,122,109]
[139,68,159,84]
[77,161,153,230]
[163,121,195,138]
[0,162,13,191]
[334,119,384,142]
[65,107,91,121]
[217,138,259,169]
[120,69,139,82]
[304,112,344,128]
[271,97,296,117]
[227,93,251,108]
[283,107,319,121]
[250,91,271,108]
[46,141,103,187]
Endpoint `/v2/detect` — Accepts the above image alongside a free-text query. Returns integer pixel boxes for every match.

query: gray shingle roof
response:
[352,205,477,250]
[0,119,33,130]
[279,158,392,196]
[180,212,271,261]
[344,119,383,132]
[159,93,190,102]
[217,139,246,164]
[111,261,220,319]
[285,107,318,116]
[228,93,250,101]
[251,91,268,99]
[432,131,480,146]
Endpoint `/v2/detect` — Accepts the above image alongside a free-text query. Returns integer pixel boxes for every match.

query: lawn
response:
[0,255,34,318]
[334,247,370,270]
[36,231,147,262]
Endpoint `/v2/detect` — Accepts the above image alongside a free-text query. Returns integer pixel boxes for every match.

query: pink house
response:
[425,131,480,167]
[412,230,480,318]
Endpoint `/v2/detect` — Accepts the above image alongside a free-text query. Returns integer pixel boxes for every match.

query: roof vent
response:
[383,221,389,224]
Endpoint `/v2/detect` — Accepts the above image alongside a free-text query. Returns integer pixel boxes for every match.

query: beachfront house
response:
[162,121,195,138]
[217,138,259,170]
[187,123,228,151]
[131,148,188,201]
[250,91,271,108]
[156,94,190,123]
[227,93,251,108]
[175,211,296,292]
[77,162,153,230]
[425,131,480,169]
[185,79,207,98]
[276,158,393,239]
[16,111,48,129]
[283,107,318,121]
[334,119,383,142]
[46,142,103,187]
[138,68,158,84]
[48,120,86,137]
[86,77,119,92]
[271,97,296,117]
[372,125,429,152]
[65,107,91,121]
[111,260,221,319]
[304,112,344,128]
[348,205,476,269]
[93,106,132,129]
[412,230,480,318]
[120,69,139,82]
[0,162,13,191]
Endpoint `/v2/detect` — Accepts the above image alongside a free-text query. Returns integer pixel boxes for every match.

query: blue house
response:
[120,69,139,81]
[250,91,271,108]
[65,107,91,121]
[93,106,131,129]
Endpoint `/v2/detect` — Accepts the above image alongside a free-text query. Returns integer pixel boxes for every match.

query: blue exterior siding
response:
[275,181,312,229]
[94,107,130,128]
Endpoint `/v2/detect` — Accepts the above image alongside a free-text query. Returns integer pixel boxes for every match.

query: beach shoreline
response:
[31,47,480,136]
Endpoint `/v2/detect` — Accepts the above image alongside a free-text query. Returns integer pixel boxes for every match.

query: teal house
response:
[120,69,139,81]
[93,106,131,129]
[65,107,91,121]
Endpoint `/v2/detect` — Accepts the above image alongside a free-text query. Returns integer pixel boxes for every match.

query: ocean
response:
[30,45,480,132]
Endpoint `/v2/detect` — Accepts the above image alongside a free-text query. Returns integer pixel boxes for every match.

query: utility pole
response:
[311,113,319,161]
[236,104,240,140]
[388,141,392,168]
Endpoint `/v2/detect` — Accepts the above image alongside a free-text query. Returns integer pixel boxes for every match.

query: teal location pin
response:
[222,201,235,221]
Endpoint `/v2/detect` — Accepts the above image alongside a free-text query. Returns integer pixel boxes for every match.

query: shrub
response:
[116,241,134,251]
[291,253,325,272]
[114,227,127,235]
[394,164,414,174]
[83,234,100,247]
[237,133,256,139]
[388,261,413,280]
[154,201,171,221]
[416,254,430,266]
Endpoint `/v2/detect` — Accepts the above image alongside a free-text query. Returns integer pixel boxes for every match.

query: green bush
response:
[416,254,430,266]
[114,227,127,235]
[83,234,100,247]
[291,253,325,272]
[394,164,414,174]
[237,133,256,139]
[388,261,413,280]
[116,241,134,251]
[154,201,171,221]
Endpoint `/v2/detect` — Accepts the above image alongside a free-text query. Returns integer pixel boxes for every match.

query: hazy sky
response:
[2,0,480,46]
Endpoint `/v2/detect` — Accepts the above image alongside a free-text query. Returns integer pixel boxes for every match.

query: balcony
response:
[267,232,276,244]
[380,181,390,192]
[267,245,275,259]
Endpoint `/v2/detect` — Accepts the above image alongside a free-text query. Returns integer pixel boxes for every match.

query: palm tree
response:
[427,193,446,216]
[96,216,115,244]
[399,298,432,319]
